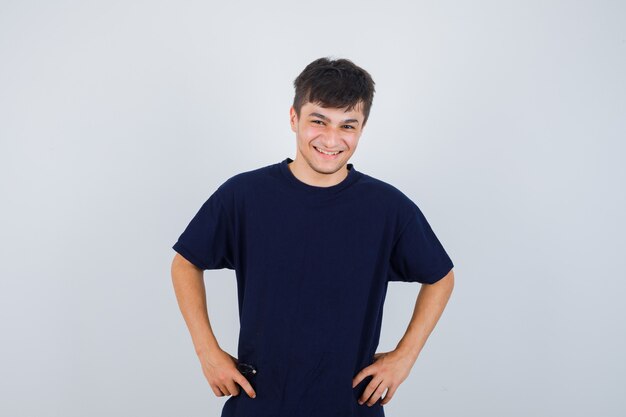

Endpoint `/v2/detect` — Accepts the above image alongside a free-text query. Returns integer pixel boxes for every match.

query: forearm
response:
[395,269,454,363]
[171,255,222,358]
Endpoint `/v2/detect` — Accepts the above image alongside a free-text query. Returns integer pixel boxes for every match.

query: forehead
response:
[302,101,364,122]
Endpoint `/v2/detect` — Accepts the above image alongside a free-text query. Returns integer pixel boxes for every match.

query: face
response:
[289,101,365,178]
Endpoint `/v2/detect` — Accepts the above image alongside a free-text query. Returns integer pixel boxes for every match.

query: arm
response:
[171,253,220,357]
[395,268,455,362]
[171,253,256,399]
[352,268,455,407]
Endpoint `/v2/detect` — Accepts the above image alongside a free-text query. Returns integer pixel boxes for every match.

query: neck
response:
[288,157,349,188]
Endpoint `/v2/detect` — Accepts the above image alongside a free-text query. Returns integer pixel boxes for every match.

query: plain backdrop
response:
[1,1,624,416]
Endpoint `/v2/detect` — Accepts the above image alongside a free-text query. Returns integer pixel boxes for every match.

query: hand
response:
[352,350,415,406]
[198,348,257,399]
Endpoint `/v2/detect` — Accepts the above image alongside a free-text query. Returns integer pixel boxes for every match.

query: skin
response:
[171,254,257,399]
[288,100,365,187]
[352,269,454,406]
[171,100,455,407]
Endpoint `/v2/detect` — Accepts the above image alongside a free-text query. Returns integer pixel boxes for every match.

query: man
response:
[171,57,455,417]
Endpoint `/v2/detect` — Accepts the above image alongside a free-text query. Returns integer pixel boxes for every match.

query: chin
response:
[315,160,346,174]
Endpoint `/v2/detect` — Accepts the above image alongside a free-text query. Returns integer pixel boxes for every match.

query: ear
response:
[289,106,297,133]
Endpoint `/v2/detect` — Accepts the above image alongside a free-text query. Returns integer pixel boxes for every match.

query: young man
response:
[171,57,455,417]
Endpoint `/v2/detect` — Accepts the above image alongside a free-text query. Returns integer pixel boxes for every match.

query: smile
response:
[314,146,343,156]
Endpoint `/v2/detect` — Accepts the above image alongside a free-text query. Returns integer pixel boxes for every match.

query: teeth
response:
[315,147,340,155]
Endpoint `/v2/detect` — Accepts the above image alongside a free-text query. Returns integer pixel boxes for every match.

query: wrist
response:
[195,340,222,358]
[395,340,421,362]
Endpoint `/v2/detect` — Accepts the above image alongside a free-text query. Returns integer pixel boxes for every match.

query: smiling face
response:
[289,101,365,186]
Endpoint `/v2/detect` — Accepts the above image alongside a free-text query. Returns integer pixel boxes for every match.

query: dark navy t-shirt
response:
[172,157,454,417]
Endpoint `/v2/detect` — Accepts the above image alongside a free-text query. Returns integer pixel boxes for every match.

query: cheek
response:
[301,127,321,139]
[345,136,359,147]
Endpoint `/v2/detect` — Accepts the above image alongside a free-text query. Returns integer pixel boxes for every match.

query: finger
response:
[359,377,383,405]
[380,384,397,405]
[234,373,257,398]
[352,366,373,388]
[367,381,388,406]
[218,384,232,396]
[210,384,225,397]
[225,379,240,397]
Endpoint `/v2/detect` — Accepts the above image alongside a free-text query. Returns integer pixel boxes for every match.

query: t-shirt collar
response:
[278,157,362,195]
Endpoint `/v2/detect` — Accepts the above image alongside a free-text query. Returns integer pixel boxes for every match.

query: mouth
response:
[314,146,343,159]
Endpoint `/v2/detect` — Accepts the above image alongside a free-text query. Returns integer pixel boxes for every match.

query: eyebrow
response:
[308,112,360,125]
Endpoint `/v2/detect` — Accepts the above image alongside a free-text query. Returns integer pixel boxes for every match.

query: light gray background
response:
[1,1,624,416]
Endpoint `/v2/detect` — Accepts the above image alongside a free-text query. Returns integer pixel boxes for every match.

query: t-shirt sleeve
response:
[172,190,236,271]
[388,204,454,284]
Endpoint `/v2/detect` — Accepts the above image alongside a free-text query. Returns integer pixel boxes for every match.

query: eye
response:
[312,120,324,125]
[343,125,355,129]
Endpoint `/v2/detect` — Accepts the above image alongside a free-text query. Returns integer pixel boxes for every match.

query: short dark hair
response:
[292,57,376,127]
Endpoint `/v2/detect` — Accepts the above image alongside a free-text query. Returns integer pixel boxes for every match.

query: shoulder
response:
[214,161,278,200]
[355,172,419,217]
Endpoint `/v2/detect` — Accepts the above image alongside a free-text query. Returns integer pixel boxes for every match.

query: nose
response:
[321,126,342,147]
